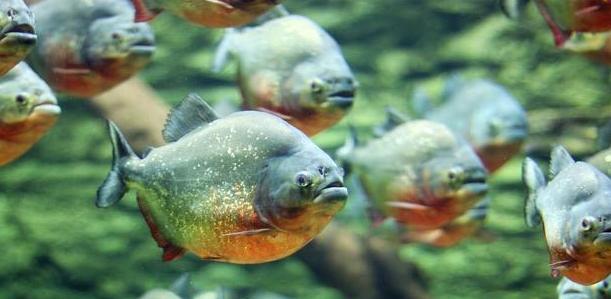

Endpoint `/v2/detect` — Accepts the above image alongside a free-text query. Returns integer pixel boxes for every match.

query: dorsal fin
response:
[336,125,359,176]
[163,93,219,143]
[522,157,546,227]
[441,73,465,101]
[550,145,575,179]
[411,88,433,117]
[170,273,191,299]
[373,106,409,137]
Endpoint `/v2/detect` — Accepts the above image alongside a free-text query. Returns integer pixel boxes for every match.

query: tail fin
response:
[96,121,138,208]
[336,125,358,176]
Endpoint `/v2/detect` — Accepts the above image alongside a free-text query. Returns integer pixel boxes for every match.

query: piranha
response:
[0,0,36,76]
[403,197,492,247]
[27,0,155,98]
[501,0,611,46]
[213,8,357,136]
[557,275,610,298]
[130,0,282,28]
[338,118,488,230]
[523,146,611,285]
[96,94,347,263]
[411,78,528,173]
[0,62,60,166]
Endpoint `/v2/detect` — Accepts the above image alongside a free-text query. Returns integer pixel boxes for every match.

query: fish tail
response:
[336,125,358,175]
[96,121,138,208]
[212,29,236,73]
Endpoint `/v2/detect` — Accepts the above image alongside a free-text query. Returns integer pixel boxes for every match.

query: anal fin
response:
[137,195,185,262]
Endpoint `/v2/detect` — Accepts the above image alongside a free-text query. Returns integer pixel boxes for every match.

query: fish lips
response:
[594,231,611,246]
[326,89,355,109]
[32,100,61,116]
[313,181,348,204]
[129,44,155,56]
[459,174,489,197]
[0,23,36,45]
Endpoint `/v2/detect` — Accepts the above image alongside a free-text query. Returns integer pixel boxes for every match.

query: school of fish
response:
[0,0,608,297]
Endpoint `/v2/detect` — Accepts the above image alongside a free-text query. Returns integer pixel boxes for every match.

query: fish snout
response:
[593,216,611,246]
[313,171,348,204]
[458,168,489,196]
[28,90,60,116]
[113,24,155,55]
[0,8,36,44]
[489,118,528,142]
[326,77,357,109]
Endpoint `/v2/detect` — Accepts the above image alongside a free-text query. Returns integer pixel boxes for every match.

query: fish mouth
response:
[0,23,36,44]
[32,101,61,116]
[313,180,348,204]
[494,125,528,143]
[460,172,488,196]
[128,38,155,55]
[327,90,355,109]
[594,227,611,245]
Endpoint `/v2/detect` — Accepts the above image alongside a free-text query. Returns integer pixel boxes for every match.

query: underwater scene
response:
[0,0,610,298]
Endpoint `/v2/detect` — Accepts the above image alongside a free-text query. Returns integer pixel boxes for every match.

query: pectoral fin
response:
[222,228,273,237]
[386,201,431,211]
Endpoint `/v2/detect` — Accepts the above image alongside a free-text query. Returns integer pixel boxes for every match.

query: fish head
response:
[0,64,60,125]
[419,144,489,209]
[469,99,528,171]
[556,277,596,299]
[561,165,611,259]
[84,15,155,74]
[0,0,36,73]
[255,147,348,232]
[284,56,357,114]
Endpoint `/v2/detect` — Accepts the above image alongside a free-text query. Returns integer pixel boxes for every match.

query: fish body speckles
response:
[97,94,347,263]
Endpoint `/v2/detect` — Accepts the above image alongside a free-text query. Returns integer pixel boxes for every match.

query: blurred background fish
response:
[411,77,528,173]
[130,0,283,28]
[338,120,488,230]
[0,62,59,166]
[214,8,357,136]
[0,0,36,76]
[27,0,155,98]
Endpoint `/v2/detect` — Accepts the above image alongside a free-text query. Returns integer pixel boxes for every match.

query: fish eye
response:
[310,80,324,94]
[447,168,462,182]
[111,32,122,40]
[604,280,609,289]
[295,172,312,188]
[581,218,593,231]
[15,94,27,105]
